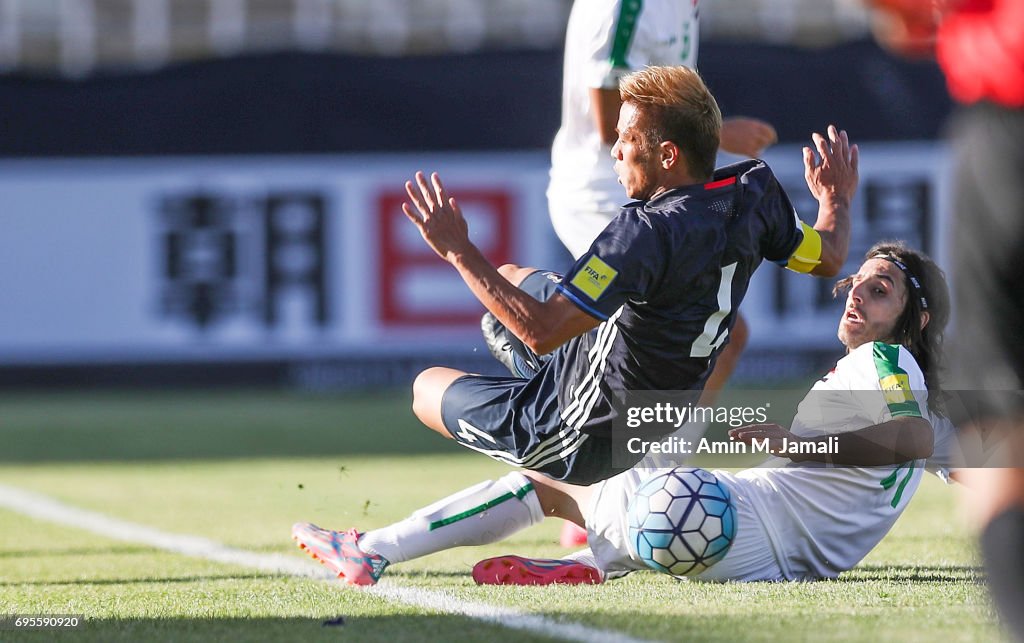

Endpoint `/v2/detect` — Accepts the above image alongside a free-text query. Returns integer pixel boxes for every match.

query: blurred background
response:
[0,0,953,391]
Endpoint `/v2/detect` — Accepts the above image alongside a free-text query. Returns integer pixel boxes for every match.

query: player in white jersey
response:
[289,241,953,587]
[549,0,778,258]
[471,241,955,584]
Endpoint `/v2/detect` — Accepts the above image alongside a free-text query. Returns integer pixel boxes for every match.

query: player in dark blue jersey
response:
[367,78,842,482]
[289,66,858,586]
[395,66,858,486]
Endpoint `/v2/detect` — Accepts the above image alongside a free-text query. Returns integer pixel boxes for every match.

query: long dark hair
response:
[833,241,950,410]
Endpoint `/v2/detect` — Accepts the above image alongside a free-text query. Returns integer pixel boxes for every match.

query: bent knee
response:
[411,366,468,434]
[411,369,440,424]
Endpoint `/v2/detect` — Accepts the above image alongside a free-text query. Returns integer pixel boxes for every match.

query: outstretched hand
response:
[803,125,859,209]
[720,117,778,158]
[728,423,802,457]
[402,171,472,263]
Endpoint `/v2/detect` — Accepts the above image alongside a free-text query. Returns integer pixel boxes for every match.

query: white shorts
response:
[547,192,620,260]
[584,467,786,582]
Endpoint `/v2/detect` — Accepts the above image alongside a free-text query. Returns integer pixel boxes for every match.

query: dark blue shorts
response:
[439,372,622,484]
[438,270,628,484]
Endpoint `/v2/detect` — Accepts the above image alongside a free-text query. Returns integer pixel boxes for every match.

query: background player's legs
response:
[948,103,1024,642]
[958,435,1024,641]
[977,470,1024,642]
[699,314,749,406]
[411,366,468,438]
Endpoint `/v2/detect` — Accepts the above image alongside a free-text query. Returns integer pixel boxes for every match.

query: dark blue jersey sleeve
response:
[555,210,663,320]
[735,161,803,264]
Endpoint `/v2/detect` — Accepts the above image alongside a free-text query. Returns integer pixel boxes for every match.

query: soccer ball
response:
[627,467,737,577]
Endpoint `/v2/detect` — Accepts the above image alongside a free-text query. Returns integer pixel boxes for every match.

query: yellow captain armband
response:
[785,221,822,274]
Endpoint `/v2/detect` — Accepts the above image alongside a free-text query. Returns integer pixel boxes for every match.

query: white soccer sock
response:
[358,472,544,564]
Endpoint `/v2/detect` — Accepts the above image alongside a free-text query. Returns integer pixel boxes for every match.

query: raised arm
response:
[802,125,859,277]
[402,172,600,355]
[590,87,622,146]
[729,416,934,466]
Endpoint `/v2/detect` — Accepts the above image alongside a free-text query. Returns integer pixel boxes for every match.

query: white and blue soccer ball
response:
[627,467,737,577]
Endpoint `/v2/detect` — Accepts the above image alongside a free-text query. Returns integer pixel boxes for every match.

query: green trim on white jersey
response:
[871,342,923,418]
[609,0,643,69]
[880,461,916,508]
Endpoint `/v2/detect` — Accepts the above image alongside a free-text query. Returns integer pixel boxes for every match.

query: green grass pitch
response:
[0,391,1005,642]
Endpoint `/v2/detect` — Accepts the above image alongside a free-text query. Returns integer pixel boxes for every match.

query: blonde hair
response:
[619,66,722,179]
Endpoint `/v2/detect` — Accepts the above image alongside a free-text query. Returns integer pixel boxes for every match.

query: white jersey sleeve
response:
[580,0,701,90]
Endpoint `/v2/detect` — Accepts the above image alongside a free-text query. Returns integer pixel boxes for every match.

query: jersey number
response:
[880,462,915,508]
[690,262,737,358]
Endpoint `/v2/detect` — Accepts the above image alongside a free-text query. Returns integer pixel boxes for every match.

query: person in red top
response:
[866,1,1024,639]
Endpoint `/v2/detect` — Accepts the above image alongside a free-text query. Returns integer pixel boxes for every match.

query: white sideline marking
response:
[0,484,652,643]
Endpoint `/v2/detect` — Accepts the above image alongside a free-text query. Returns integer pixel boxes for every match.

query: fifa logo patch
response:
[879,374,913,405]
[570,255,618,301]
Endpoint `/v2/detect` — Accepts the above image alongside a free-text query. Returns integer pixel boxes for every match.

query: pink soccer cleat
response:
[291,522,389,586]
[559,521,589,547]
[472,555,602,586]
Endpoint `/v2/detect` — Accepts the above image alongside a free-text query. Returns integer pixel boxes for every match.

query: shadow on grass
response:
[0,573,272,588]
[25,615,558,643]
[0,545,155,558]
[397,570,477,581]
[843,564,984,584]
